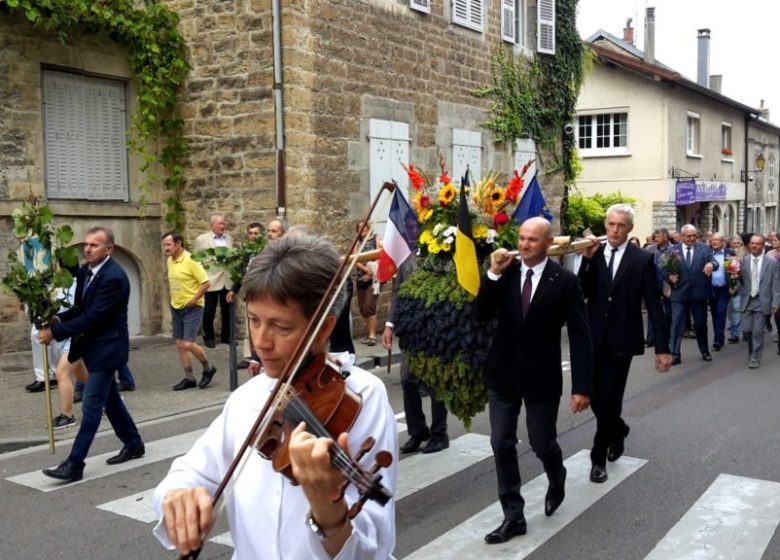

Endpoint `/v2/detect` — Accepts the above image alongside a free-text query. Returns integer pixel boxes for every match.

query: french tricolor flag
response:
[376,188,420,282]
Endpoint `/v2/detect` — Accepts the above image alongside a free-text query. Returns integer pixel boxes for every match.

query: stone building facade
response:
[2,0,567,350]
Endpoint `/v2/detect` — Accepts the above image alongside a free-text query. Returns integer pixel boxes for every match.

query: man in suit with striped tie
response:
[739,234,780,369]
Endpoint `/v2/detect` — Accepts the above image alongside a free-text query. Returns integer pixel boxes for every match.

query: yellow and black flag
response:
[455,170,480,296]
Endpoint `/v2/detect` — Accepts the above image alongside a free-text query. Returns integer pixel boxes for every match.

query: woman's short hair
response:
[243,235,346,318]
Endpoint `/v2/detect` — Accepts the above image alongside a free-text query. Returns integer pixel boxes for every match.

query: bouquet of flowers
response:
[659,251,681,277]
[724,258,741,291]
[393,156,535,427]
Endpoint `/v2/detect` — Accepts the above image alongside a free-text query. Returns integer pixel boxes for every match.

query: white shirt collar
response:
[89,256,110,277]
[521,257,548,277]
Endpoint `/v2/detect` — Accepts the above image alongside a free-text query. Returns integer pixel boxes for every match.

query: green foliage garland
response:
[564,192,637,236]
[193,237,267,286]
[1,0,190,231]
[2,199,81,327]
[472,0,590,188]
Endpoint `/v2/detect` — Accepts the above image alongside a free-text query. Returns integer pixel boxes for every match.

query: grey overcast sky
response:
[576,0,779,121]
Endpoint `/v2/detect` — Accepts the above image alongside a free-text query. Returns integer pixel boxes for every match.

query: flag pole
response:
[42,341,55,454]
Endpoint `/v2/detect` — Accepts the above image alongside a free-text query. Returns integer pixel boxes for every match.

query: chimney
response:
[623,17,634,45]
[709,74,722,93]
[760,99,770,121]
[697,28,711,88]
[643,8,655,64]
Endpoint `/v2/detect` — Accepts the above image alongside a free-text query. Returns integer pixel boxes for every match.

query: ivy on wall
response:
[473,0,591,227]
[1,0,190,231]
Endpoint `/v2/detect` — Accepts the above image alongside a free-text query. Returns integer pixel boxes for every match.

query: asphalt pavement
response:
[0,334,400,453]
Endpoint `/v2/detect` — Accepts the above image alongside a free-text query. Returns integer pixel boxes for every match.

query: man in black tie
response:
[579,205,672,484]
[476,217,592,544]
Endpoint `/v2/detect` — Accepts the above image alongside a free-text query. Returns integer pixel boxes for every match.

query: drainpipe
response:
[272,0,286,218]
[744,113,749,233]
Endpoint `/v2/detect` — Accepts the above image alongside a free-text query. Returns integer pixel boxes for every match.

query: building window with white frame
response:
[721,122,732,159]
[687,112,701,157]
[42,69,129,201]
[576,111,628,156]
[501,0,525,46]
[768,154,775,192]
[452,0,484,32]
[409,0,430,14]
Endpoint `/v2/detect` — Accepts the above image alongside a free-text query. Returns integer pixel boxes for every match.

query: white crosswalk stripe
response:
[643,473,780,560]
[405,449,646,559]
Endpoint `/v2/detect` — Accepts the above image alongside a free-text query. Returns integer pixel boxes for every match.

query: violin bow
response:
[180,181,398,559]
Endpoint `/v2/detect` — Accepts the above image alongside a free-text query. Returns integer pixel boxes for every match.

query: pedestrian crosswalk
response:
[6,428,780,559]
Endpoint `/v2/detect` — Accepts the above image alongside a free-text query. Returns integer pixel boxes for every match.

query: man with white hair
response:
[194,213,233,348]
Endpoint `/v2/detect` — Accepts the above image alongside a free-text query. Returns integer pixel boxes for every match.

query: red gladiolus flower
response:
[494,212,510,226]
[420,195,431,208]
[408,164,425,191]
[505,171,524,202]
[439,173,451,185]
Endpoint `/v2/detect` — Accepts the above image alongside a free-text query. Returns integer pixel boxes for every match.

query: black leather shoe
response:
[701,352,712,362]
[25,380,46,393]
[399,436,428,453]
[421,439,449,454]
[204,339,216,348]
[713,343,723,351]
[728,336,740,343]
[199,366,217,389]
[545,467,566,516]
[173,378,197,391]
[42,460,83,482]
[590,464,608,483]
[106,443,146,465]
[671,356,681,366]
[608,426,630,462]
[117,382,136,392]
[484,518,527,544]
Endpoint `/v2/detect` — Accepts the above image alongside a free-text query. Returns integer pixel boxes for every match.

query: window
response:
[769,154,776,192]
[687,112,701,157]
[501,0,525,46]
[42,69,129,200]
[409,0,430,14]
[537,0,555,54]
[452,129,482,185]
[369,119,410,236]
[721,122,732,158]
[576,112,628,156]
[452,0,483,32]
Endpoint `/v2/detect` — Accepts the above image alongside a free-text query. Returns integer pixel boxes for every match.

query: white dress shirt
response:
[487,258,548,302]
[153,354,398,560]
[604,239,629,280]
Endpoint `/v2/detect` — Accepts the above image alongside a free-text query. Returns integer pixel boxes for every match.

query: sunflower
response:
[438,183,457,206]
[490,187,506,206]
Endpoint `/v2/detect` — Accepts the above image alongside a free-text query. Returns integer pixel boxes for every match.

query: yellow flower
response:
[490,187,506,206]
[473,224,489,240]
[438,183,457,206]
[428,239,442,254]
[440,241,452,252]
[412,192,422,213]
[420,229,433,244]
[419,207,433,222]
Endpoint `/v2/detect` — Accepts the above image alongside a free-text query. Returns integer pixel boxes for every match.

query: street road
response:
[1,335,779,559]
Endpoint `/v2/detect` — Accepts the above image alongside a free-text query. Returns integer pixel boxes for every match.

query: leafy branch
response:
[192,238,267,287]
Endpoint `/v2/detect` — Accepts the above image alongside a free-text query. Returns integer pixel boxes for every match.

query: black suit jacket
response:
[51,257,130,371]
[579,243,670,357]
[475,259,592,400]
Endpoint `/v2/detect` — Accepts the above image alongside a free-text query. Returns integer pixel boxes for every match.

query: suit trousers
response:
[69,369,142,466]
[488,388,563,521]
[400,359,447,442]
[203,289,231,343]
[590,340,633,467]
[728,294,742,337]
[709,285,730,346]
[742,296,768,361]
[671,299,709,357]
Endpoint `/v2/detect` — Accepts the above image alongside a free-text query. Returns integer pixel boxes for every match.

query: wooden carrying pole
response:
[42,342,55,454]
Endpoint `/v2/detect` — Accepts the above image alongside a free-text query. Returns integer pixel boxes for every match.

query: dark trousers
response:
[401,360,447,441]
[708,285,730,346]
[646,296,672,341]
[68,369,142,466]
[590,340,633,467]
[671,299,709,356]
[329,281,355,355]
[487,388,563,521]
[203,288,230,343]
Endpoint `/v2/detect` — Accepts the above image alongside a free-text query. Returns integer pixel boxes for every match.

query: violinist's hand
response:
[161,486,213,555]
[489,248,513,275]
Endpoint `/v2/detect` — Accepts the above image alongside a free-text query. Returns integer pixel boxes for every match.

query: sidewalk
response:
[0,335,400,453]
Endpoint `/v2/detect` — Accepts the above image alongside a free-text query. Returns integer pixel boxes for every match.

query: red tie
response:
[522,269,533,319]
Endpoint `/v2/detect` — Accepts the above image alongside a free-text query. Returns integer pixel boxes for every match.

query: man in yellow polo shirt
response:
[163,232,217,391]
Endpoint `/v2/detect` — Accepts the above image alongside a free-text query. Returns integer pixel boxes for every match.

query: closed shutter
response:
[410,0,430,14]
[42,70,129,201]
[452,129,482,186]
[452,0,483,32]
[501,0,516,43]
[369,119,410,236]
[514,137,537,180]
[537,0,555,55]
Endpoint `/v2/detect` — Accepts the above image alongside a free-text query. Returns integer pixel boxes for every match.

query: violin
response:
[180,182,398,560]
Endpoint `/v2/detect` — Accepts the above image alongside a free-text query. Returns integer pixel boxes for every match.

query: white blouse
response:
[153,357,398,560]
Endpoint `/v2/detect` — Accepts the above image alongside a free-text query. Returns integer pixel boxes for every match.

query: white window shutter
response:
[537,0,555,55]
[453,0,483,32]
[501,0,516,43]
[514,138,537,179]
[410,0,430,14]
[452,129,482,186]
[369,119,410,236]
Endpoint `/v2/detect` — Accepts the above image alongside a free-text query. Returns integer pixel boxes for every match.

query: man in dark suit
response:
[707,233,735,351]
[39,227,144,482]
[382,259,449,454]
[579,205,672,484]
[666,224,718,364]
[476,217,592,544]
[739,234,780,369]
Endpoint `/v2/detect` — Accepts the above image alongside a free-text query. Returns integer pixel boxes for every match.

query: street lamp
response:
[741,152,766,182]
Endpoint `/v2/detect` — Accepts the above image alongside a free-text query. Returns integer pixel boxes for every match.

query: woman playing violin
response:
[153,235,398,559]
